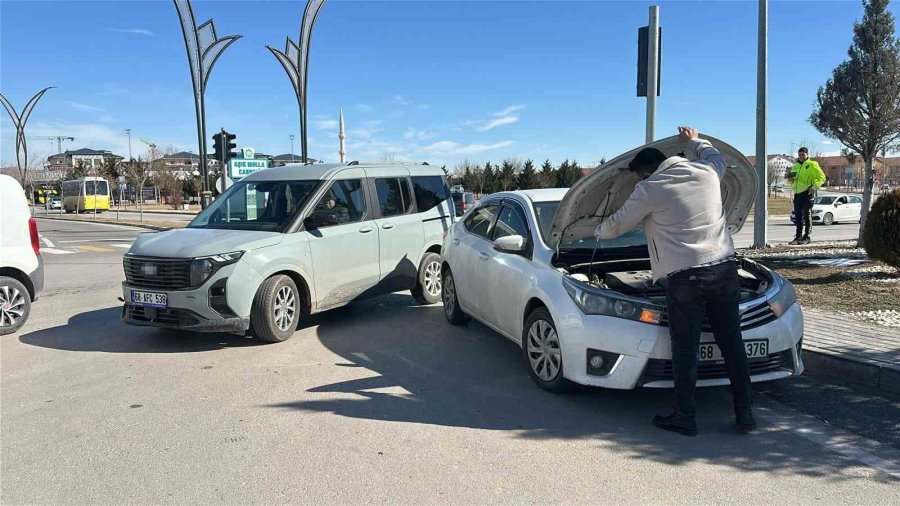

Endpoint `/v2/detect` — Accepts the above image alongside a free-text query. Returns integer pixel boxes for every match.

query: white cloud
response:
[421,140,514,156]
[403,128,434,141]
[354,103,375,112]
[493,104,525,117]
[417,104,430,110]
[110,28,156,36]
[392,95,410,106]
[312,118,338,130]
[20,121,186,161]
[477,116,519,131]
[66,101,105,112]
[822,140,837,145]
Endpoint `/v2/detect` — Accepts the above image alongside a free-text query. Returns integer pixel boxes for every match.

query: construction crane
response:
[139,138,157,149]
[36,135,75,154]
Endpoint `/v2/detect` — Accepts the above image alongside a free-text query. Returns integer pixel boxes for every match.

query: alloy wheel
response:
[0,285,26,329]
[273,285,296,332]
[526,319,561,381]
[443,272,456,317]
[424,261,442,297]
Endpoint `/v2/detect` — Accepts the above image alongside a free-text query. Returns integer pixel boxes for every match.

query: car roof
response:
[484,188,568,204]
[243,162,445,182]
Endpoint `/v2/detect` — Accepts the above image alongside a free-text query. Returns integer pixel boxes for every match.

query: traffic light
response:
[212,132,223,162]
[225,132,238,162]
[211,130,239,163]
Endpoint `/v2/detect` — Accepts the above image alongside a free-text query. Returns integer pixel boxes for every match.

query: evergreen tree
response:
[539,159,555,188]
[482,161,496,195]
[555,159,570,188]
[499,159,518,191]
[517,159,539,189]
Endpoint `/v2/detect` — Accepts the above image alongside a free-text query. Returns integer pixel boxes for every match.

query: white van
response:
[122,162,454,342]
[0,175,43,335]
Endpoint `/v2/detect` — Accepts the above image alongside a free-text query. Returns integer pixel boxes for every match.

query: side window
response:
[309,179,367,228]
[492,205,529,240]
[411,175,450,213]
[375,177,412,217]
[837,196,847,204]
[850,196,862,204]
[464,204,498,239]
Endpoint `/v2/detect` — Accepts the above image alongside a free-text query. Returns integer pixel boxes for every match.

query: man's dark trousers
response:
[793,190,813,239]
[665,261,752,418]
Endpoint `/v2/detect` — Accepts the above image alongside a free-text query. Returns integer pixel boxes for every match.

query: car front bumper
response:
[121,303,250,333]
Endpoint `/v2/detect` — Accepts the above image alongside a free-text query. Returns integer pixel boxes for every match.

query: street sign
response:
[215,175,234,194]
[229,158,268,179]
[241,147,255,159]
[637,25,662,97]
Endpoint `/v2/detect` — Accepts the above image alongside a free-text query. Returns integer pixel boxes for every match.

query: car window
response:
[412,175,450,212]
[190,180,319,232]
[850,196,862,204]
[464,204,498,239]
[375,177,412,217]
[837,196,847,204]
[308,179,368,228]
[492,205,529,240]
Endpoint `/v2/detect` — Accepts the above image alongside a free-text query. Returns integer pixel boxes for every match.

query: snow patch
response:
[836,310,900,328]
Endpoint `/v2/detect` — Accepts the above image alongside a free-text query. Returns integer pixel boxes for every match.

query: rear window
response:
[412,176,450,212]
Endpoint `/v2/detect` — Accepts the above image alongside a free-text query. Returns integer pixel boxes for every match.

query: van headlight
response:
[563,277,663,324]
[190,251,244,287]
[767,276,797,317]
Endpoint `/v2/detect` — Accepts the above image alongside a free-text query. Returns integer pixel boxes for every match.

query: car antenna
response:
[587,191,613,285]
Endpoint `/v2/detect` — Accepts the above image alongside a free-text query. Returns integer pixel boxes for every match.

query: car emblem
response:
[140,264,157,276]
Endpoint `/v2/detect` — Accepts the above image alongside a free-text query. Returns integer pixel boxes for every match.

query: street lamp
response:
[267,0,327,164]
[290,134,295,160]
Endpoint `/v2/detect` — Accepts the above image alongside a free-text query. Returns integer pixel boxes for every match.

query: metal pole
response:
[219,127,227,197]
[753,0,768,248]
[290,134,295,160]
[646,6,659,144]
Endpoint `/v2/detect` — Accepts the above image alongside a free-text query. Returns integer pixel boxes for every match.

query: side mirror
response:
[303,215,321,229]
[493,235,527,253]
[834,202,842,207]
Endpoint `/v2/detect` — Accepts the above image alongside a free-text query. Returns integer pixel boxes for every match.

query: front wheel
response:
[0,277,31,336]
[412,252,443,305]
[250,275,300,343]
[441,267,470,325]
[523,308,575,393]
[823,212,834,225]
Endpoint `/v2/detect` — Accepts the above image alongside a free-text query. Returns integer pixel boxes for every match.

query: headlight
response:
[767,276,796,317]
[190,251,244,287]
[812,209,823,214]
[563,277,663,324]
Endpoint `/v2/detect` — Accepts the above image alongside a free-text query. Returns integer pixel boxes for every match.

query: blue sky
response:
[0,0,890,168]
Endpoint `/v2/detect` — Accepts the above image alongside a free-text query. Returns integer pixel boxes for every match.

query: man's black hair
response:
[625,147,667,174]
[798,147,809,154]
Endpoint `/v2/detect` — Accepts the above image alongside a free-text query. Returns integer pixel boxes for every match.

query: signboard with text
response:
[228,158,269,179]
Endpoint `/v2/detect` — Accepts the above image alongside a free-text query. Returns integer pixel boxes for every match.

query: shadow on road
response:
[18,306,262,353]
[267,294,877,481]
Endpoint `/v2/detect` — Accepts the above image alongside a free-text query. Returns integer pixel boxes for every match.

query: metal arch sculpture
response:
[173,0,241,201]
[0,87,53,178]
[267,0,327,164]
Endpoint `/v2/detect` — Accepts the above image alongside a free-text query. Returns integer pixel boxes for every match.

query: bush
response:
[863,189,900,272]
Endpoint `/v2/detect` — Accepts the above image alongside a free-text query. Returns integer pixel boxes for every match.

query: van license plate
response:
[131,290,167,308]
[699,340,768,361]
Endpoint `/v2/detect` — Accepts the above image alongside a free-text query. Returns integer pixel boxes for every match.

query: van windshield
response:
[533,201,648,249]
[189,180,320,232]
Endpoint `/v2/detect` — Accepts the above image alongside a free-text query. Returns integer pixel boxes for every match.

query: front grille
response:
[124,305,199,326]
[124,256,192,290]
[641,349,792,384]
[660,301,777,333]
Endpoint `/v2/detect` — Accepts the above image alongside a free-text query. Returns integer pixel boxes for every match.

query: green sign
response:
[229,158,269,179]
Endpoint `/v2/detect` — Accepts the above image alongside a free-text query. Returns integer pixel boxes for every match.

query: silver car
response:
[122,163,453,342]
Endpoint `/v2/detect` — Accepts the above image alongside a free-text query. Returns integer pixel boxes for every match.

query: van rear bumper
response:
[28,256,44,301]
[121,304,250,333]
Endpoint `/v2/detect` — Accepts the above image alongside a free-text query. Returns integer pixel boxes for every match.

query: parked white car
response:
[790,194,862,225]
[122,163,454,342]
[441,136,804,391]
[0,175,44,335]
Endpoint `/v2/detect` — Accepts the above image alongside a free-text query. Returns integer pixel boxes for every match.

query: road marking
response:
[41,248,74,255]
[40,235,55,248]
[72,245,116,253]
[112,243,133,249]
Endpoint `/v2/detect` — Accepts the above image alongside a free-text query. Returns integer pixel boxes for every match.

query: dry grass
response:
[749,194,795,216]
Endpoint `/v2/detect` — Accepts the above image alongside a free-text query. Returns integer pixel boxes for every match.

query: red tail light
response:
[28,217,40,256]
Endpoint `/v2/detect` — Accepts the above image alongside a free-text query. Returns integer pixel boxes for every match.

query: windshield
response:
[86,180,109,196]
[814,196,836,205]
[533,201,648,249]
[190,180,319,232]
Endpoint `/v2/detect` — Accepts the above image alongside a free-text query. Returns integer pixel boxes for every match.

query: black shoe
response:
[653,411,698,437]
[801,237,811,245]
[789,238,803,245]
[735,407,757,434]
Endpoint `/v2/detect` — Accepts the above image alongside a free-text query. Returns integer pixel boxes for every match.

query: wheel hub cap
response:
[273,286,296,332]
[424,261,442,297]
[527,319,561,382]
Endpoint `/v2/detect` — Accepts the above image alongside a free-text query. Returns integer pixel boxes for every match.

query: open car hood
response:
[546,134,757,250]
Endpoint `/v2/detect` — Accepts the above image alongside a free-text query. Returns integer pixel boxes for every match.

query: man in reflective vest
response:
[788,147,826,245]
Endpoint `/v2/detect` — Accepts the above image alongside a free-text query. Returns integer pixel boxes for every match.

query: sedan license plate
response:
[131,290,167,308]
[699,340,768,362]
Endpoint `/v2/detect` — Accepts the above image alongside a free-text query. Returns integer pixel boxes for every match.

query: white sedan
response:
[790,194,862,225]
[440,135,804,392]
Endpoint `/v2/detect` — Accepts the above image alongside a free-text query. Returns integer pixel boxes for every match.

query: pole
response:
[219,127,227,197]
[753,0,768,249]
[290,134,295,161]
[645,6,660,144]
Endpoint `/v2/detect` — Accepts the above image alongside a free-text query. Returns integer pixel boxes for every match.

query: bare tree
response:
[126,156,152,222]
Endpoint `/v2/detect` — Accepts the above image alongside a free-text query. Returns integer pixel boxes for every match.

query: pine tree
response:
[539,159,555,188]
[499,159,518,191]
[810,0,900,244]
[517,159,539,189]
[483,161,496,195]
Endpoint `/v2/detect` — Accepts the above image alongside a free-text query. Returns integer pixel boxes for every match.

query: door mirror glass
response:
[494,235,526,253]
[834,202,842,207]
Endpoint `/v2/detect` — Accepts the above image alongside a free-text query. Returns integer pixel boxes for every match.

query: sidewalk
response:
[802,308,900,394]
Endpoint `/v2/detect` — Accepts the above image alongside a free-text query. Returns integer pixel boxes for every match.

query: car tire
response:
[0,276,31,336]
[412,252,443,305]
[441,267,470,325]
[523,308,575,393]
[250,275,300,343]
[823,212,834,225]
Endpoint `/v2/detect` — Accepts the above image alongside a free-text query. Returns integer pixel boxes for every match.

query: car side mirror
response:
[493,235,527,253]
[834,202,842,207]
[304,215,321,229]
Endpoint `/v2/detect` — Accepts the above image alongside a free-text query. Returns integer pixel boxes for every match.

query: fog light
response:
[586,349,619,376]
[589,355,605,370]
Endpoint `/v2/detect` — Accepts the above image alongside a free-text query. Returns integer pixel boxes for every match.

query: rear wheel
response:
[441,267,470,325]
[250,275,299,343]
[823,212,834,225]
[412,252,443,305]
[0,277,31,336]
[523,308,575,393]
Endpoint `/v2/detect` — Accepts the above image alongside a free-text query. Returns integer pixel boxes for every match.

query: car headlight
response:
[563,277,663,324]
[812,209,823,214]
[767,275,796,317]
[190,251,244,287]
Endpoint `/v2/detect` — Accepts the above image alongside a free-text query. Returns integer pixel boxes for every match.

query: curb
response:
[34,215,175,232]
[802,349,900,395]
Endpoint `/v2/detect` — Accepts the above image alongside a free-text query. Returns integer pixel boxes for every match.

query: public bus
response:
[61,177,111,213]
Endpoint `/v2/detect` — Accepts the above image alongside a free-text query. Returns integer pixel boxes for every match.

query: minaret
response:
[339,106,346,163]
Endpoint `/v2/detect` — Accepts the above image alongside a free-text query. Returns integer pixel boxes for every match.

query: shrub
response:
[863,189,900,272]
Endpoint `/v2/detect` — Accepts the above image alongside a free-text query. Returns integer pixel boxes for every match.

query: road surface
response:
[1,219,896,503]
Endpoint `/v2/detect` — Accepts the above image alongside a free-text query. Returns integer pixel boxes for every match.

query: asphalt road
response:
[1,219,897,504]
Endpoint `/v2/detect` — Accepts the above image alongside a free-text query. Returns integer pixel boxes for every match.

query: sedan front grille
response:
[124,256,192,290]
[660,301,777,333]
[641,349,792,385]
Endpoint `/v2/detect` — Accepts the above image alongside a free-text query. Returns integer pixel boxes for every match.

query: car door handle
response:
[452,238,460,246]
[359,226,375,234]
[478,251,490,260]
[381,223,395,230]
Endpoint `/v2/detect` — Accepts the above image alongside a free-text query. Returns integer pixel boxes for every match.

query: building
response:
[269,154,320,167]
[746,153,900,188]
[47,148,123,171]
